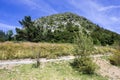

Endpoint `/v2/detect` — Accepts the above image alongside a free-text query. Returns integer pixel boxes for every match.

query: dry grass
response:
[0,42,118,60]
[0,42,74,60]
[93,46,117,54]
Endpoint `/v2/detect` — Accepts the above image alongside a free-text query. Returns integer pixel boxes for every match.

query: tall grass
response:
[0,42,118,60]
[93,46,117,54]
[109,44,120,66]
[0,42,74,60]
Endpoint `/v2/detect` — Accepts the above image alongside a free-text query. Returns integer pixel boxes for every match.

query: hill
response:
[15,12,120,45]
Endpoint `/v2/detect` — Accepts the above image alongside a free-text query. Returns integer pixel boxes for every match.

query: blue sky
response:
[0,0,120,34]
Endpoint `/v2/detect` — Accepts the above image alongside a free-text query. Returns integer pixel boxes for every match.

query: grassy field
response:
[0,61,108,80]
[0,42,74,60]
[0,42,117,60]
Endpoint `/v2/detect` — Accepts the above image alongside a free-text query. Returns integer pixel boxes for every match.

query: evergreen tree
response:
[16,16,38,42]
[0,30,6,42]
[6,30,13,41]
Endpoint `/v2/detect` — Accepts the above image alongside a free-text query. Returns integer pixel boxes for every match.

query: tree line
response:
[15,16,79,43]
[0,30,13,41]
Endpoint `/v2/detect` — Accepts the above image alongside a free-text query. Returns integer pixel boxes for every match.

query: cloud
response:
[1,0,120,34]
[67,0,120,34]
[16,0,57,14]
[68,0,106,23]
[0,23,20,32]
[3,0,57,15]
[110,17,119,22]
[99,5,120,11]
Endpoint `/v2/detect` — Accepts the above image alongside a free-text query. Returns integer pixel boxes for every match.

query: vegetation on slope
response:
[71,30,97,74]
[109,42,120,66]
[0,30,13,42]
[15,12,120,46]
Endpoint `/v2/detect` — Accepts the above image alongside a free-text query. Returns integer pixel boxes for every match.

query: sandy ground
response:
[94,57,120,80]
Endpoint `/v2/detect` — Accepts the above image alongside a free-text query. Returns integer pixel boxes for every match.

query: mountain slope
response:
[34,12,97,32]
[16,12,120,45]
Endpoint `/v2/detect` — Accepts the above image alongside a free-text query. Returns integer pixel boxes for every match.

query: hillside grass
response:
[0,42,117,60]
[0,42,74,60]
[0,61,108,80]
[93,46,117,54]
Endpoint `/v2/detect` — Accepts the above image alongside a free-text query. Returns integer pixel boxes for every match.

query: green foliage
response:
[109,43,120,66]
[0,30,6,42]
[15,12,120,45]
[6,30,13,41]
[16,16,39,42]
[71,57,97,74]
[93,46,117,54]
[74,30,94,56]
[91,27,119,46]
[15,16,39,41]
[72,30,96,74]
[109,52,120,66]
[53,22,79,43]
[0,30,14,41]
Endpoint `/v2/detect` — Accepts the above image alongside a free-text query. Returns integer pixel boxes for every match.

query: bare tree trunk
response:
[36,51,40,67]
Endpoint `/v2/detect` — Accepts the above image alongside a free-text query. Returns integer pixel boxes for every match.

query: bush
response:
[71,57,96,74]
[109,51,120,66]
[109,42,120,66]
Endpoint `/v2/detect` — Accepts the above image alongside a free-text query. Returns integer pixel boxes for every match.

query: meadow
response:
[0,42,117,60]
[0,61,108,80]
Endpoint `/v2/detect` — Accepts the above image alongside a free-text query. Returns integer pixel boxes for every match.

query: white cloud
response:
[69,0,100,13]
[110,17,119,22]
[5,0,57,14]
[19,0,40,9]
[99,5,120,11]
[16,0,57,14]
[68,0,120,34]
[0,23,20,32]
[1,0,120,34]
[68,0,107,23]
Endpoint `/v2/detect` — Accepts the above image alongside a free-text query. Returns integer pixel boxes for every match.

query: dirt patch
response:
[94,58,120,80]
[0,64,19,70]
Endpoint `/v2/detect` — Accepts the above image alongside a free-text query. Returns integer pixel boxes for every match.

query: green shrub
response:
[71,57,96,74]
[72,30,96,74]
[109,51,120,66]
[109,42,120,66]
